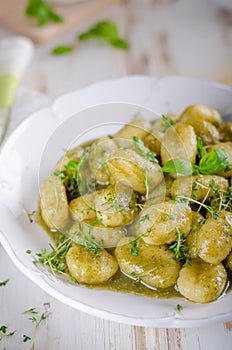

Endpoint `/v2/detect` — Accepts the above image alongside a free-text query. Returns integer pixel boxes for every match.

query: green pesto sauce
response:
[35,210,181,298]
[35,211,232,298]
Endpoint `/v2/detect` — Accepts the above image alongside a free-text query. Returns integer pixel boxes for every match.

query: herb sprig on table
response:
[78,21,129,50]
[25,0,63,26]
[52,20,129,55]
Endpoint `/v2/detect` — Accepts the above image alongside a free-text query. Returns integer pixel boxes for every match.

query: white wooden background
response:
[1,0,232,349]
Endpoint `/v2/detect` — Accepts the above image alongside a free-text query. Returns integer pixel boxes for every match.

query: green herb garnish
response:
[169,228,189,261]
[25,0,63,26]
[161,114,176,131]
[176,304,183,313]
[161,149,230,176]
[0,325,16,342]
[133,136,158,164]
[23,334,32,342]
[22,308,46,349]
[0,279,10,287]
[54,146,90,201]
[78,21,129,50]
[162,159,193,176]
[196,136,207,159]
[129,238,140,256]
[35,235,73,275]
[76,232,101,257]
[198,149,230,174]
[52,45,74,55]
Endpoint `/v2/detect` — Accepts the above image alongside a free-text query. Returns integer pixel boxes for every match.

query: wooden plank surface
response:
[0,0,121,43]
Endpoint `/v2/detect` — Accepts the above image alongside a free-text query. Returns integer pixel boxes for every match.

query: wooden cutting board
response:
[0,0,122,44]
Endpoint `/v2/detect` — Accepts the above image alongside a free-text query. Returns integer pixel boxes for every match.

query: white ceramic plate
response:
[0,75,232,327]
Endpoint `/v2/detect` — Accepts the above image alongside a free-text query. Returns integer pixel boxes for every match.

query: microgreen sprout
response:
[169,228,189,261]
[22,308,46,350]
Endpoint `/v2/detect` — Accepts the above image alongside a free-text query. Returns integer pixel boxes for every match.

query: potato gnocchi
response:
[37,104,232,304]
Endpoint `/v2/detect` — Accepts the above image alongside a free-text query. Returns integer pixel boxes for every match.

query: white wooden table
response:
[1,0,232,349]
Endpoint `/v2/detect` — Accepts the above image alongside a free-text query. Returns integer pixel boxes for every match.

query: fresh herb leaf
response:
[169,228,189,261]
[22,309,46,349]
[54,146,90,201]
[78,20,129,50]
[162,159,193,176]
[23,334,32,342]
[140,214,150,222]
[133,136,158,163]
[198,149,230,174]
[129,239,140,256]
[25,0,63,26]
[196,136,207,159]
[0,325,16,342]
[52,45,74,55]
[177,195,220,219]
[176,304,183,313]
[109,37,129,50]
[35,235,73,275]
[76,232,101,257]
[0,279,9,287]
[161,114,176,131]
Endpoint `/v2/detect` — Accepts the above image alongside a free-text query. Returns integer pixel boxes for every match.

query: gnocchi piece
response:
[133,200,192,245]
[114,118,151,146]
[197,210,232,264]
[69,191,97,222]
[54,146,84,172]
[185,211,205,259]
[207,142,232,178]
[179,104,222,126]
[181,119,220,145]
[146,176,170,201]
[39,176,69,230]
[177,260,227,303]
[161,123,197,166]
[143,132,163,156]
[115,237,181,289]
[94,182,136,227]
[66,245,118,284]
[88,137,118,183]
[69,220,126,248]
[171,175,229,202]
[219,122,232,142]
[106,148,163,194]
